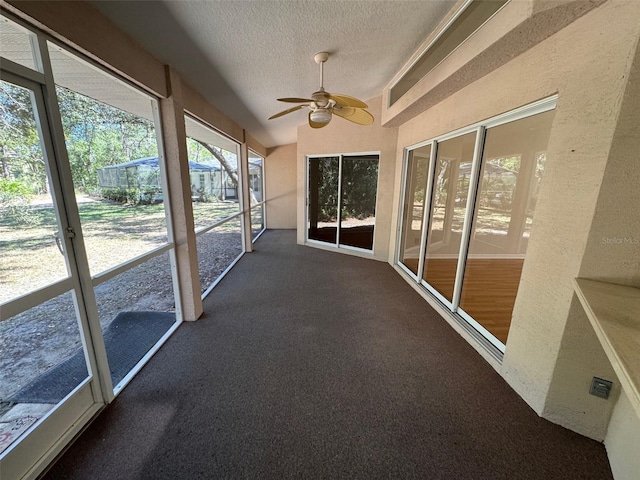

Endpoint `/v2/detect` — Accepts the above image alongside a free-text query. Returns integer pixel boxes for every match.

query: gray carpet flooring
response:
[42,230,613,480]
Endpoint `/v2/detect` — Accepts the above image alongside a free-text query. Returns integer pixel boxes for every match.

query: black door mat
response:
[9,311,176,405]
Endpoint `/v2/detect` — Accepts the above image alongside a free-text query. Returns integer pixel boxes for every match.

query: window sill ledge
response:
[573,278,640,419]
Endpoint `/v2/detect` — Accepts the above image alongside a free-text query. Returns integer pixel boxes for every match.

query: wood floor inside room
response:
[402,257,525,344]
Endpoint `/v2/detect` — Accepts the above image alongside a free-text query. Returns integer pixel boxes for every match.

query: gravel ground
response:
[0,226,244,400]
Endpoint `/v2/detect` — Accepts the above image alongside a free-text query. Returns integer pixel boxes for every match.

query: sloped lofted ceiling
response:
[89,0,456,148]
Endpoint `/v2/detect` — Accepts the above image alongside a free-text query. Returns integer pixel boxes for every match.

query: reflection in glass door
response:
[398,145,431,275]
[308,157,340,244]
[339,155,379,250]
[307,154,379,252]
[459,110,554,343]
[422,132,477,303]
[0,76,98,472]
[397,98,556,350]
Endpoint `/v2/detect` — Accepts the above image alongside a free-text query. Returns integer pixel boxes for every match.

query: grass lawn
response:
[0,197,240,304]
[1,196,246,400]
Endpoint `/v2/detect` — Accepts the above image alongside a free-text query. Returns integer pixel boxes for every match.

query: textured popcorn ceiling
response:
[89,0,455,148]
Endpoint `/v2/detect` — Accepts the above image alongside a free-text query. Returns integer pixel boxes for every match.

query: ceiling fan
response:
[268,52,374,129]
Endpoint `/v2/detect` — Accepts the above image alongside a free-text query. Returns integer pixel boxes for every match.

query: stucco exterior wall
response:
[389,1,640,474]
[296,96,398,261]
[576,19,640,288]
[265,143,297,229]
[576,26,640,475]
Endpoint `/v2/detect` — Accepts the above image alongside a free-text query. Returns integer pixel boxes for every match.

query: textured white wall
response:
[265,143,297,229]
[605,391,640,480]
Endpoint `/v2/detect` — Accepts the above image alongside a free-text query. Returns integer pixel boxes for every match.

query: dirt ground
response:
[0,197,247,401]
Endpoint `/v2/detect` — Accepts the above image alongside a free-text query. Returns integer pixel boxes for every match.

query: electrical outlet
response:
[589,377,612,399]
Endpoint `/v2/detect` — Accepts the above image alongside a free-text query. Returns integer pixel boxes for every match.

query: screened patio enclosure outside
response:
[0,12,267,477]
[97,156,230,199]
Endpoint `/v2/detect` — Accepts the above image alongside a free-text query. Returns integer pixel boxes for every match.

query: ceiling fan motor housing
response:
[310,109,332,124]
[312,90,329,107]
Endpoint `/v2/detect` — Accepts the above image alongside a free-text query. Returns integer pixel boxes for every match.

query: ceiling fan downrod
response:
[314,52,329,90]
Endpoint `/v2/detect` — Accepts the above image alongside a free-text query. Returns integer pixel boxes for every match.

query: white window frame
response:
[183,113,247,299]
[305,151,380,255]
[249,150,267,242]
[396,95,558,356]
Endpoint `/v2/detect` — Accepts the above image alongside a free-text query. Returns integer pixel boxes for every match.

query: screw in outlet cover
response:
[589,377,613,399]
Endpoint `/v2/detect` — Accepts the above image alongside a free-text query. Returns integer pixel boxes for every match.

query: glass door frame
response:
[306,154,341,248]
[43,31,183,398]
[184,112,247,299]
[0,50,105,480]
[395,140,437,283]
[1,13,183,478]
[395,96,558,355]
[249,149,267,242]
[305,151,380,254]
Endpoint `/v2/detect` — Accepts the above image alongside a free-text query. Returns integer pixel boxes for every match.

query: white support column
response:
[507,149,535,253]
[159,66,203,320]
[239,138,253,252]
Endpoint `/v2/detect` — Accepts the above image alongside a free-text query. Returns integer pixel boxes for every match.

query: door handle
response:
[54,230,64,255]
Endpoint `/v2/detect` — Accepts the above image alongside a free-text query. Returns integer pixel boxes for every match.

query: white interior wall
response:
[605,391,640,480]
[265,143,297,229]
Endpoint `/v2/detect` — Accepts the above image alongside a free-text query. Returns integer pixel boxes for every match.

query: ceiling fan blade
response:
[277,97,315,103]
[332,106,356,118]
[334,107,374,126]
[268,105,306,120]
[328,93,368,109]
[308,111,329,129]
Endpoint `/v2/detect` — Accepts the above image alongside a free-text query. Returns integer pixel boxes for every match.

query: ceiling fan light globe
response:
[310,110,332,124]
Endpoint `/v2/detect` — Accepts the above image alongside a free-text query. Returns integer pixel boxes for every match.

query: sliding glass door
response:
[308,156,340,245]
[422,132,477,303]
[397,99,556,350]
[307,154,379,252]
[398,145,431,275]
[339,155,379,250]
[458,111,553,344]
